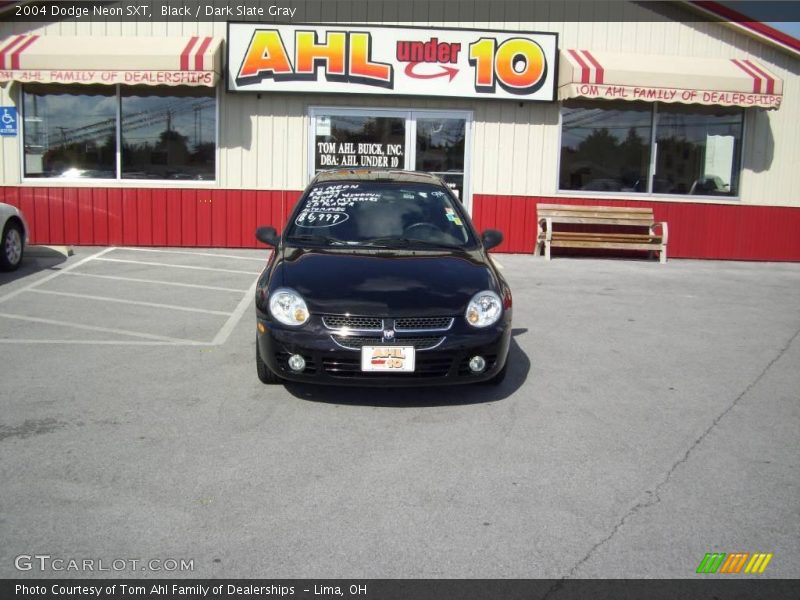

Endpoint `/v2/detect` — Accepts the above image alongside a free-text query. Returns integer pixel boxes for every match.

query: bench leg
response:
[660,244,667,264]
[545,241,551,261]
[535,221,545,257]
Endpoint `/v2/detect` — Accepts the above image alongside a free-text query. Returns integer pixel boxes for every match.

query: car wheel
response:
[256,338,282,384]
[486,361,508,386]
[1,221,24,271]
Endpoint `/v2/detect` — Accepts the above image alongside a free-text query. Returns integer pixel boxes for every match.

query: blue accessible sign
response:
[0,107,18,136]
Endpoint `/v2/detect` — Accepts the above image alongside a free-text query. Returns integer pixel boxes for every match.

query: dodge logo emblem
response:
[383,329,395,341]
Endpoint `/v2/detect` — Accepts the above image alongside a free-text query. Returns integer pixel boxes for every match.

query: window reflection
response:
[416,118,466,201]
[415,118,465,172]
[22,84,217,181]
[559,100,744,197]
[314,115,405,172]
[23,84,116,179]
[121,87,215,180]
[560,100,652,193]
[654,105,743,196]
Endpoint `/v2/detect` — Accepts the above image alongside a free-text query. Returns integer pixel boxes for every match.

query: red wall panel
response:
[121,189,138,245]
[77,188,94,245]
[2,186,799,261]
[241,191,258,249]
[211,190,228,247]
[165,189,181,246]
[92,188,108,246]
[180,189,197,247]
[62,188,79,245]
[107,189,123,246]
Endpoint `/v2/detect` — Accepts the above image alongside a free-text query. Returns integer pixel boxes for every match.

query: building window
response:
[654,105,743,196]
[22,85,117,179]
[560,100,744,197]
[121,87,215,180]
[22,84,216,181]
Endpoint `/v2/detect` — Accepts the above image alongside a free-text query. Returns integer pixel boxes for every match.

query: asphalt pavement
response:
[0,247,798,579]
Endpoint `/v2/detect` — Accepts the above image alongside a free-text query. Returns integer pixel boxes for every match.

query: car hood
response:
[273,246,498,316]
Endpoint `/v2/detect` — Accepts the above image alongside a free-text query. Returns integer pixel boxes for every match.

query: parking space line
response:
[0,312,205,344]
[0,247,114,305]
[0,339,193,346]
[115,247,267,262]
[94,257,260,275]
[211,277,259,346]
[28,289,233,316]
[62,271,249,293]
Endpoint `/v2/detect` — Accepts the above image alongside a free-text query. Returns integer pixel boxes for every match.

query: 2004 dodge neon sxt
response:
[254,169,512,386]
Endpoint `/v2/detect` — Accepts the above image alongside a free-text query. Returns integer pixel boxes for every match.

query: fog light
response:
[469,355,486,373]
[287,354,306,372]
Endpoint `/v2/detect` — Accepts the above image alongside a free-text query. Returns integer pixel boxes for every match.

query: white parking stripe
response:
[0,247,114,305]
[211,277,258,346]
[62,271,249,293]
[115,247,267,262]
[94,257,260,275]
[0,339,192,346]
[27,289,233,316]
[0,312,205,344]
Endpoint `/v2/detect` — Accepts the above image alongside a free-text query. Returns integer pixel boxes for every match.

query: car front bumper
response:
[257,316,512,387]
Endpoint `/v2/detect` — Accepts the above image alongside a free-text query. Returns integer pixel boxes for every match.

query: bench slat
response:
[540,210,653,219]
[537,204,654,215]
[550,240,663,251]
[539,216,654,226]
[539,232,662,242]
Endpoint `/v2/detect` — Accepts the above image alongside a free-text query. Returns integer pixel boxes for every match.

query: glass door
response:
[308,108,473,212]
[410,111,471,209]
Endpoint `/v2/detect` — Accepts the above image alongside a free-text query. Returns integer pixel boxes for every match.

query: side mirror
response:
[255,226,280,247]
[481,229,503,251]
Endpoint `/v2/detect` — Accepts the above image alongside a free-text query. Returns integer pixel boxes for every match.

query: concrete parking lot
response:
[0,248,798,579]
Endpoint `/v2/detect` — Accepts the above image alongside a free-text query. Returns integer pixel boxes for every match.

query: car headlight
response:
[269,288,310,326]
[465,290,502,328]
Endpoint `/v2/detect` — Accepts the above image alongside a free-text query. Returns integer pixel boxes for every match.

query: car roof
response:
[311,169,446,185]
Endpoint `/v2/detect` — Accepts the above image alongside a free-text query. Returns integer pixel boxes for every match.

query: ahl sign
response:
[227,23,557,102]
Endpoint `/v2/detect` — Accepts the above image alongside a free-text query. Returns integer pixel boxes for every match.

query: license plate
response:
[361,346,415,372]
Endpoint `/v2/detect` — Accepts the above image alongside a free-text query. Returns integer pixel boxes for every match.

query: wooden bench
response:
[536,204,669,263]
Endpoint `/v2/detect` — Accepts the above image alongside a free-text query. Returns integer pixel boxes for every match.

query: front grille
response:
[322,314,455,332]
[332,334,444,351]
[322,315,383,331]
[394,316,454,331]
[331,334,381,349]
[322,355,454,378]
[274,351,317,374]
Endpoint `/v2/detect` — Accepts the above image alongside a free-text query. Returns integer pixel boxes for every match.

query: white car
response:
[0,202,28,271]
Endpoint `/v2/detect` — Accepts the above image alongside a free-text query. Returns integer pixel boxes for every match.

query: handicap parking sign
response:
[0,107,17,136]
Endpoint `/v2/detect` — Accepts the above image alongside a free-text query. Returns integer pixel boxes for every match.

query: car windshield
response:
[285,181,476,248]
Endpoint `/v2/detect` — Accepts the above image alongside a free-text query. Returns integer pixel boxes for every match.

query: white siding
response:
[0,1,797,206]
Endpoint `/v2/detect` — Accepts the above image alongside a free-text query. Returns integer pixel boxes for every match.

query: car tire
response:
[486,360,508,386]
[256,338,282,384]
[1,220,24,272]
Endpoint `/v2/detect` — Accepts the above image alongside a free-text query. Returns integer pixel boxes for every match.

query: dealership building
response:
[0,1,798,259]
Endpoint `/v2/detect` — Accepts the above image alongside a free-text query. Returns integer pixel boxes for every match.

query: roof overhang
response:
[559,49,783,109]
[686,1,800,58]
[0,35,222,87]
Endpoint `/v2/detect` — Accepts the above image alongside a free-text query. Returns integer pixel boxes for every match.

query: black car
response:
[254,169,512,386]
